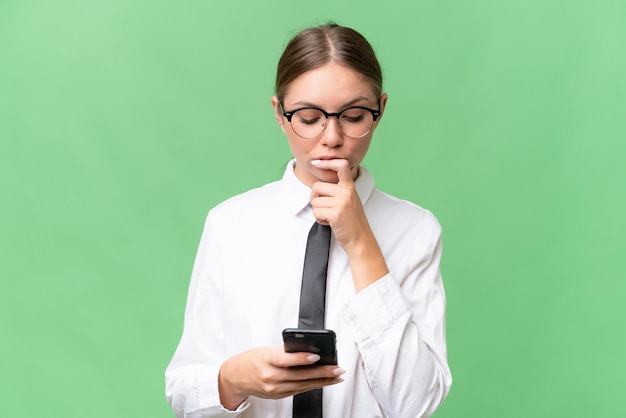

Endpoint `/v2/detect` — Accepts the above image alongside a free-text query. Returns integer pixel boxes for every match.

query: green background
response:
[1,0,624,416]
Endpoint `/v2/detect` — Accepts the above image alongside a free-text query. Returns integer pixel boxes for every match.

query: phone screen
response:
[282,328,338,365]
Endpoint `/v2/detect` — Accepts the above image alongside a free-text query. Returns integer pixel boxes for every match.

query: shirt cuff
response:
[217,400,250,416]
[342,273,411,342]
[191,366,251,417]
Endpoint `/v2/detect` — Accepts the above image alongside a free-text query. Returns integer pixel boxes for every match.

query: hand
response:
[309,159,389,291]
[309,159,370,250]
[218,347,345,410]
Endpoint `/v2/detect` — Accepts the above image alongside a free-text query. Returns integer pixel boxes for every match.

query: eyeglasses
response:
[280,101,381,139]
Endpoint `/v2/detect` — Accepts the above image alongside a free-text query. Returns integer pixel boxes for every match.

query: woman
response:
[165,23,452,417]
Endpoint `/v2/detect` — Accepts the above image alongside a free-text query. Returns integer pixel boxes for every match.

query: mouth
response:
[310,157,356,174]
[314,156,342,161]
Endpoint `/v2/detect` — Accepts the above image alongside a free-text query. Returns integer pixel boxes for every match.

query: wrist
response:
[218,359,248,411]
[345,236,389,292]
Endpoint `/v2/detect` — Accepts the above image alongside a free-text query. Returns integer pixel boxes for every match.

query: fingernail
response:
[307,354,321,362]
[333,367,346,376]
[311,160,321,166]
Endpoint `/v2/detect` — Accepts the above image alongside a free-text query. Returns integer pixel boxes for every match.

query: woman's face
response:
[272,63,387,187]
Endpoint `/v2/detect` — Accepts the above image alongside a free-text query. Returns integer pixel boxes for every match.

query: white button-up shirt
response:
[165,161,452,417]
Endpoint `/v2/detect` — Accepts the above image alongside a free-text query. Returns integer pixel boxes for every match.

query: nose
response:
[319,116,343,147]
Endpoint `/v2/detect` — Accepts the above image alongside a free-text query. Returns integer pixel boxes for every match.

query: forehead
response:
[283,63,378,108]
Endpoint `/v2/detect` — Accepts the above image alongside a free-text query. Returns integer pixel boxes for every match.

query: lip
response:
[310,157,355,175]
[313,156,343,161]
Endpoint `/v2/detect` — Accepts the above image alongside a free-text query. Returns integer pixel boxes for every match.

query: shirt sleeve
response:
[342,218,452,418]
[165,213,250,418]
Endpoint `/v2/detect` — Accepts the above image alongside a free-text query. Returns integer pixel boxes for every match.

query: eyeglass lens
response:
[290,108,375,139]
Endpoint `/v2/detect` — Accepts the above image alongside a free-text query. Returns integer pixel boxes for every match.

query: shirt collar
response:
[280,159,375,216]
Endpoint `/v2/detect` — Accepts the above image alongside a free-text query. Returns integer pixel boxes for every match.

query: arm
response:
[165,214,345,417]
[309,159,388,292]
[165,214,241,418]
[344,219,451,417]
[309,159,451,417]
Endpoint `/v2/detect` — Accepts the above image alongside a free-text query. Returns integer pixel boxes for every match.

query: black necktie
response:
[293,222,331,418]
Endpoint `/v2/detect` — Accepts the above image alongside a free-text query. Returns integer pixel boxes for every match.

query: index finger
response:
[273,351,323,368]
[310,159,354,185]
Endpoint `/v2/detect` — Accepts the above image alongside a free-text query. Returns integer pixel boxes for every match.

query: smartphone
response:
[282,328,338,366]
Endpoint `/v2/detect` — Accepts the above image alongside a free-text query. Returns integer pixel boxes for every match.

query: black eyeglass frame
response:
[280,100,381,139]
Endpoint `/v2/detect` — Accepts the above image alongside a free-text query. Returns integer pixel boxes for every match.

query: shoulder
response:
[358,167,439,229]
[369,189,439,223]
[207,180,283,223]
[366,188,442,237]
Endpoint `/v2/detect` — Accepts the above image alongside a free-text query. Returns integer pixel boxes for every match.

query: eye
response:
[340,109,366,123]
[296,109,324,125]
[298,117,322,125]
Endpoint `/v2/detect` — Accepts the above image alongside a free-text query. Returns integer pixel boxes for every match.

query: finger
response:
[310,195,340,209]
[310,159,354,185]
[311,179,353,196]
[286,366,346,382]
[311,207,334,226]
[272,376,345,399]
[273,351,322,368]
[291,376,345,394]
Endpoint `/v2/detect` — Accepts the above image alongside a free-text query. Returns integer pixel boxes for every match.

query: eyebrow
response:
[289,96,376,109]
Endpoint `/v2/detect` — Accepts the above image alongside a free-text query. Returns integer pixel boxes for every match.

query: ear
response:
[376,93,388,123]
[271,96,287,134]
